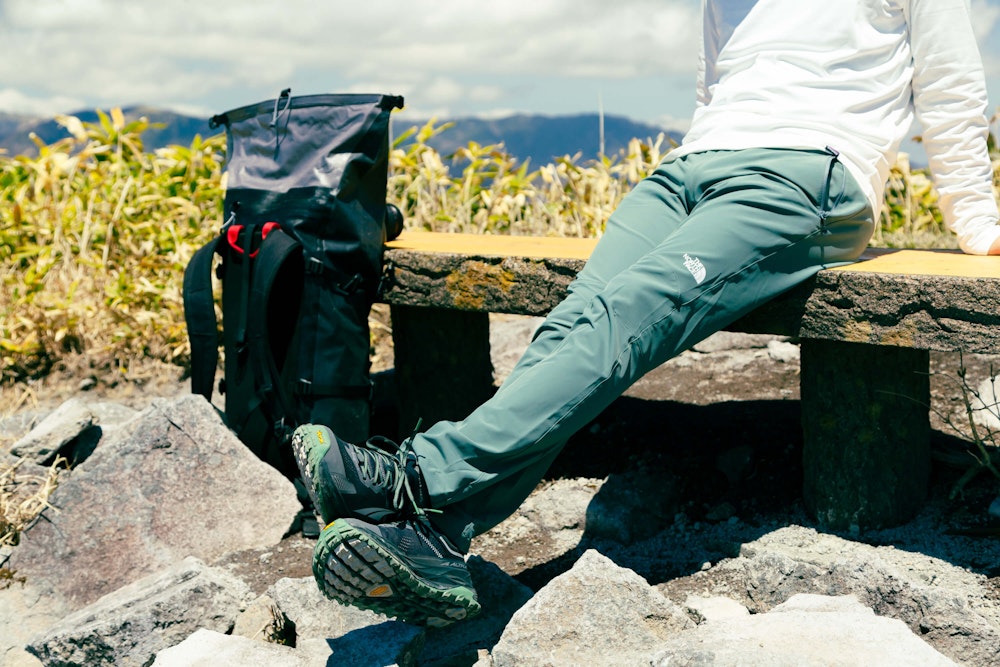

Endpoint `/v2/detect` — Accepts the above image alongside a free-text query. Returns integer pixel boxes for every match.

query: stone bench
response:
[379,230,1000,532]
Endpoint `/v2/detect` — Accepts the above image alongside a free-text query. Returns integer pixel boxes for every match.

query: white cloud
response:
[972,0,1000,41]
[10,0,1000,127]
[0,0,702,119]
[0,88,85,116]
[653,113,692,134]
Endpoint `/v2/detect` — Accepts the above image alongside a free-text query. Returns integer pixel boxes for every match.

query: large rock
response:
[6,397,141,464]
[663,525,1000,666]
[238,557,533,667]
[652,593,957,666]
[151,629,309,667]
[27,557,253,667]
[0,581,65,667]
[971,376,1000,430]
[419,557,535,667]
[231,592,425,667]
[263,576,425,665]
[488,314,543,383]
[266,575,395,639]
[9,398,101,466]
[8,395,301,609]
[491,549,692,666]
[296,623,425,667]
[227,575,431,666]
[691,332,783,354]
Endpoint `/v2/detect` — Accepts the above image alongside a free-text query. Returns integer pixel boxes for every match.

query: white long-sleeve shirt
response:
[671,0,1000,255]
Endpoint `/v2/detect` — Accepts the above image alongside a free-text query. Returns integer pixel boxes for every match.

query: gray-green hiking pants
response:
[412,147,875,549]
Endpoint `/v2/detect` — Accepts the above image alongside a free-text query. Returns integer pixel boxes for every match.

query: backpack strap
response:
[183,236,223,400]
[244,228,303,438]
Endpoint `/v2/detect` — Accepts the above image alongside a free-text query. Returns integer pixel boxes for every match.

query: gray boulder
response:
[489,314,544,383]
[266,575,396,639]
[8,395,301,610]
[738,526,1000,666]
[152,629,309,667]
[27,557,253,667]
[652,593,957,666]
[491,549,693,666]
[9,398,99,466]
[661,525,1000,666]
[264,575,425,665]
[691,332,783,353]
[231,556,534,667]
[0,581,66,667]
[419,557,535,667]
[6,382,1000,666]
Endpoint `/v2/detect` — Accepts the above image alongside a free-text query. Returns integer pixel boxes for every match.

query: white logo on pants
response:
[683,253,706,285]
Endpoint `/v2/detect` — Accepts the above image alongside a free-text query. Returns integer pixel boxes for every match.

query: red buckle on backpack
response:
[226,221,280,258]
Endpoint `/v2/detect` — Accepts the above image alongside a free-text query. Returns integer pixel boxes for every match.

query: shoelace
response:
[353,423,439,518]
[351,439,400,491]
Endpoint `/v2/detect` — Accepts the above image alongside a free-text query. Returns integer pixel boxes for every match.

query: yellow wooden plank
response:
[387,231,596,260]
[835,248,1000,279]
[388,232,1000,279]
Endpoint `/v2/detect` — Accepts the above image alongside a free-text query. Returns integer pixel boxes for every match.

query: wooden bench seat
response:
[380,230,1000,532]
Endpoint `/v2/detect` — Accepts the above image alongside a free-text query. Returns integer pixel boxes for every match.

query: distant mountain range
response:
[0,106,682,167]
[0,107,214,158]
[399,113,682,165]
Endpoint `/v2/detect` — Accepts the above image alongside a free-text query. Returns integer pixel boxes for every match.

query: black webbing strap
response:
[246,228,302,429]
[236,226,255,349]
[182,236,223,400]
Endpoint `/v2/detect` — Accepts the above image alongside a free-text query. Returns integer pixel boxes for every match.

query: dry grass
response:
[1,456,66,552]
[1,379,67,562]
[929,357,1000,498]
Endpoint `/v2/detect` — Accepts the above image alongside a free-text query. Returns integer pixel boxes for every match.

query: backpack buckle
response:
[305,257,324,275]
[226,221,281,258]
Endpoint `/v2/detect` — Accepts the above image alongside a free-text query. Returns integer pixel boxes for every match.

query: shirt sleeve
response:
[908,0,1000,254]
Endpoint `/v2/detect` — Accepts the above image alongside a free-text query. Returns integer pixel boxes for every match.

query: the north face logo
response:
[683,253,706,285]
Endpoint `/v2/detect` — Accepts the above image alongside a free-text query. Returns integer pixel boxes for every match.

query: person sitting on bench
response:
[292,0,1000,626]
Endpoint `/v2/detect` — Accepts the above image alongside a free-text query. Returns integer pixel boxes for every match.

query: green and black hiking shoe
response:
[312,516,481,627]
[292,424,429,525]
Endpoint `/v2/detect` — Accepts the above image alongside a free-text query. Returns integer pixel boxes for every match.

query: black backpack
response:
[183,90,404,480]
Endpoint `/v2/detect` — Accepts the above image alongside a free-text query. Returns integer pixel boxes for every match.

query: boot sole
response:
[313,519,481,627]
[290,425,327,518]
[291,425,399,525]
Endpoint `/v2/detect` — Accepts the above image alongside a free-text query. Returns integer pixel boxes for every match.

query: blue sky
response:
[3,0,1000,139]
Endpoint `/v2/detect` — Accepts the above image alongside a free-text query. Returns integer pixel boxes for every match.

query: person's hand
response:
[989,236,1000,255]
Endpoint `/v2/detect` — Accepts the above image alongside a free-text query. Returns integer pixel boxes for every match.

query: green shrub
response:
[1,109,223,382]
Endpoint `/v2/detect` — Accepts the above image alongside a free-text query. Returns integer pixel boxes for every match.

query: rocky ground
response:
[4,310,1000,665]
[209,314,1000,595]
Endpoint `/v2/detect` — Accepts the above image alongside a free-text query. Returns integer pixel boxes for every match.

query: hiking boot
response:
[312,516,481,627]
[291,424,429,525]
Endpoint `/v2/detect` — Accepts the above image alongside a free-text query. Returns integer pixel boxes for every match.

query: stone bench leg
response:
[390,305,496,433]
[800,339,930,531]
